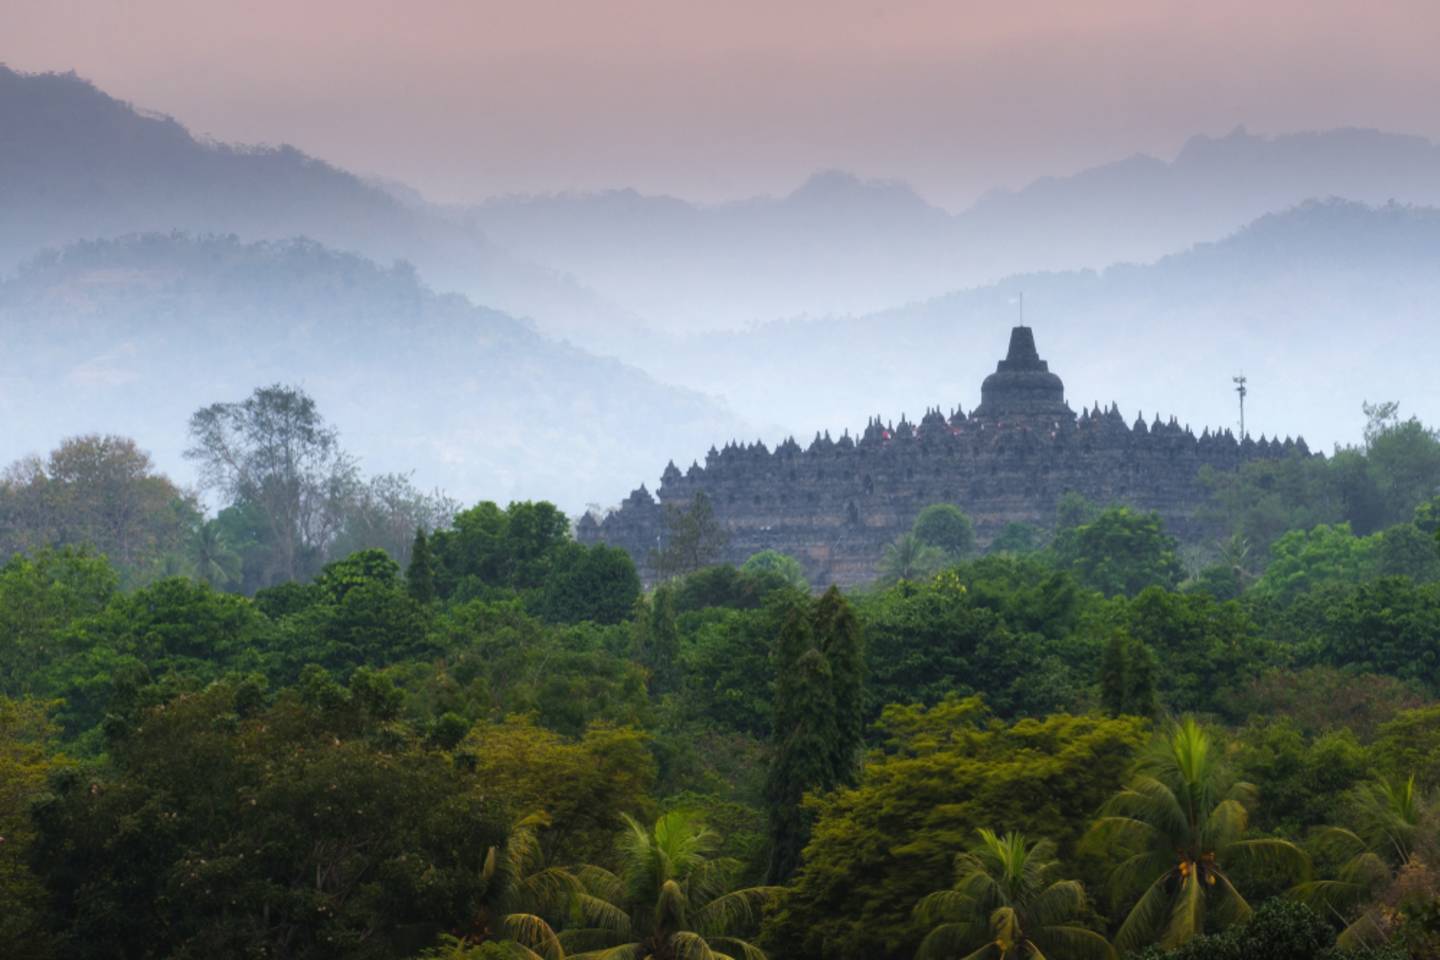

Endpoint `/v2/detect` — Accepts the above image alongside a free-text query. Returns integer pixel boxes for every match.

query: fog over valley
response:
[2,64,1438,510]
[9,8,1440,960]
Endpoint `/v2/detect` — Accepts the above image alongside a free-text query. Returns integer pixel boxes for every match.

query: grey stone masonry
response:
[579,326,1308,587]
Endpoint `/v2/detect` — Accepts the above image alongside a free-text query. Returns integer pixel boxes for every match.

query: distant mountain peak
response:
[782,168,945,217]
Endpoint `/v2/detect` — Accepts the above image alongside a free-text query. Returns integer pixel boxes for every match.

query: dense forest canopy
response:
[2,385,1439,960]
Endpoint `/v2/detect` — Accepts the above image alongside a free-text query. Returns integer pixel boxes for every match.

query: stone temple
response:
[578,326,1307,587]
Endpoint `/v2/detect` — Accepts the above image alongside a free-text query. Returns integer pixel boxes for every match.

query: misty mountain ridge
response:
[630,199,1440,482]
[12,63,1440,347]
[0,232,748,511]
[0,64,643,350]
[457,125,1440,333]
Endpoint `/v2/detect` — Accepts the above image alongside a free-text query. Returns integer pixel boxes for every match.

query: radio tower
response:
[1233,375,1248,438]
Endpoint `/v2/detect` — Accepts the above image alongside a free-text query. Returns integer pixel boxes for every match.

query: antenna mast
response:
[1233,375,1248,438]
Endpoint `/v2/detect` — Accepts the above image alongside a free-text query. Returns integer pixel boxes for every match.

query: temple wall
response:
[578,408,1307,588]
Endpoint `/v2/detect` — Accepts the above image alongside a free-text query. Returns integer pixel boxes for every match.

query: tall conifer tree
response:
[765,591,866,883]
[766,604,838,883]
[814,586,865,784]
[406,527,435,603]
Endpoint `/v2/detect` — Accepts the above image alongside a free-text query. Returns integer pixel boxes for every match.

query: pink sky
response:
[4,0,1438,205]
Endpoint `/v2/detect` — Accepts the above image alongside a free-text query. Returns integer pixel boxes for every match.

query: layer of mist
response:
[5,65,1439,512]
[0,234,745,511]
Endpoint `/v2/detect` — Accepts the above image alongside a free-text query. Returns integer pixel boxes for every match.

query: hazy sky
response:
[5,0,1440,206]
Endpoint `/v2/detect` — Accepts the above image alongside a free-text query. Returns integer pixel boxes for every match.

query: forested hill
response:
[0,234,746,509]
[660,199,1440,453]
[0,65,637,346]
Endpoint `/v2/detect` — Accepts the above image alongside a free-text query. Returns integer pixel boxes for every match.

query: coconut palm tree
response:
[1296,774,1431,948]
[914,829,1114,960]
[189,519,240,587]
[1087,718,1308,952]
[476,814,582,960]
[879,533,946,584]
[562,811,779,960]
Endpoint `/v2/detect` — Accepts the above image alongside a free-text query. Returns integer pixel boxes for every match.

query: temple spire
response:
[973,326,1073,422]
[998,325,1046,371]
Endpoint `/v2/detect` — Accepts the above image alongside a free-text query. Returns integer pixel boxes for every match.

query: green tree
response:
[740,550,809,592]
[1371,522,1440,581]
[989,523,1040,555]
[859,567,1089,721]
[639,588,682,695]
[813,587,864,784]
[459,716,656,867]
[1100,587,1265,716]
[472,814,580,959]
[537,544,641,626]
[0,547,116,695]
[186,384,359,585]
[1371,705,1440,788]
[564,811,779,960]
[1252,524,1377,605]
[766,603,838,883]
[0,697,66,959]
[913,504,976,560]
[1231,720,1368,835]
[1100,632,1157,719]
[329,472,458,566]
[1129,898,1397,960]
[1304,579,1440,695]
[428,500,572,600]
[676,604,781,738]
[409,527,437,603]
[0,435,196,585]
[878,532,945,584]
[1087,719,1308,952]
[30,678,509,960]
[1298,775,1432,949]
[766,700,1146,960]
[914,829,1114,960]
[189,518,240,588]
[1054,507,1182,597]
[651,493,730,581]
[1363,407,1440,528]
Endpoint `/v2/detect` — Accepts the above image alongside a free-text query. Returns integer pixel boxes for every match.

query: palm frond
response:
[573,894,632,935]
[704,937,768,960]
[915,889,979,924]
[1085,815,1161,857]
[1335,909,1387,951]
[1205,798,1250,848]
[1027,880,1087,929]
[915,921,989,960]
[1310,826,1368,864]
[576,865,626,903]
[562,944,641,960]
[1120,777,1190,842]
[1114,873,1172,953]
[990,904,1020,946]
[520,866,584,914]
[1206,869,1251,930]
[1160,869,1203,949]
[669,930,718,960]
[1224,837,1309,881]
[692,887,781,937]
[1292,878,1368,910]
[1105,851,1173,904]
[502,913,566,960]
[1033,925,1116,960]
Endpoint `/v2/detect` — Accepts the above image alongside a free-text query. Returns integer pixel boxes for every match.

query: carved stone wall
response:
[578,327,1309,587]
